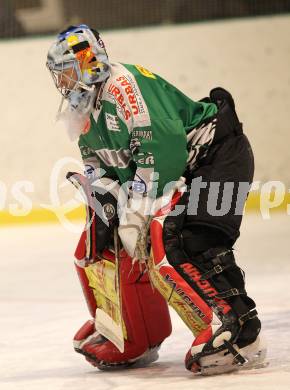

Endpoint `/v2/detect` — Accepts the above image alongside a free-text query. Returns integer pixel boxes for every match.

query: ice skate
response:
[186,333,267,376]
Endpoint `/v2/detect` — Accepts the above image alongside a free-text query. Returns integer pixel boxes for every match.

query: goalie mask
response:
[46,25,110,140]
[46,24,110,97]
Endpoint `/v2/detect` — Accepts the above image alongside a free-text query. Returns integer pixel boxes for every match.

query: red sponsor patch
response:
[108,83,131,120]
[116,76,139,114]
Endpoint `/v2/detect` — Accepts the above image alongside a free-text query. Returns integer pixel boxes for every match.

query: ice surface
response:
[1,214,290,390]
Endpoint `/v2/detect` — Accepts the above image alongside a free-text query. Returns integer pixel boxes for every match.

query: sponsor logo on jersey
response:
[119,74,147,116]
[114,76,139,115]
[132,172,147,194]
[108,83,131,120]
[130,137,141,153]
[134,152,155,166]
[84,164,95,179]
[132,180,147,194]
[107,74,149,122]
[132,129,152,140]
[80,145,95,158]
[96,148,131,168]
[135,65,156,79]
[105,113,121,131]
[117,75,146,115]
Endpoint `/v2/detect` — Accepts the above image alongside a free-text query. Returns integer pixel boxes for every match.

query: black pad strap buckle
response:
[200,248,234,280]
[201,264,226,280]
[216,288,246,299]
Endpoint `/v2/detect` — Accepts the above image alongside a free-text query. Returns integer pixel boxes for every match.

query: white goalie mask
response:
[46,24,110,140]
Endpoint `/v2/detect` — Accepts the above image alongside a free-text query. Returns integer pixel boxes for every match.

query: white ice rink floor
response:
[1,214,290,390]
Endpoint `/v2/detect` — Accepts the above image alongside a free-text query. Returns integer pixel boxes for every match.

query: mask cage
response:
[46,59,83,97]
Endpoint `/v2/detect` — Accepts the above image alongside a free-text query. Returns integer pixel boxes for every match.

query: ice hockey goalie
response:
[68,172,266,375]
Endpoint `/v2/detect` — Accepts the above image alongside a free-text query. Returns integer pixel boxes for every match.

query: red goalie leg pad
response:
[74,231,97,318]
[73,319,96,350]
[74,222,171,364]
[120,252,172,348]
[82,252,172,364]
[149,191,221,341]
[74,265,97,318]
[150,218,214,327]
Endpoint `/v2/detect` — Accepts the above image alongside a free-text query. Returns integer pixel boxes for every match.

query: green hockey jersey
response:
[78,63,217,197]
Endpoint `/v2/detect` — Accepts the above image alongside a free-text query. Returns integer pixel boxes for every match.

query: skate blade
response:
[198,336,267,376]
[199,358,268,376]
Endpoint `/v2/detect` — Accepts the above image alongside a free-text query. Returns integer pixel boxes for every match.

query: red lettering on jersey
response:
[132,105,139,115]
[119,78,130,87]
[117,94,124,105]
[128,95,136,105]
[113,86,120,97]
[125,85,133,94]
[108,83,114,93]
[108,83,131,120]
[109,76,141,118]
[116,76,140,116]
[124,110,131,120]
